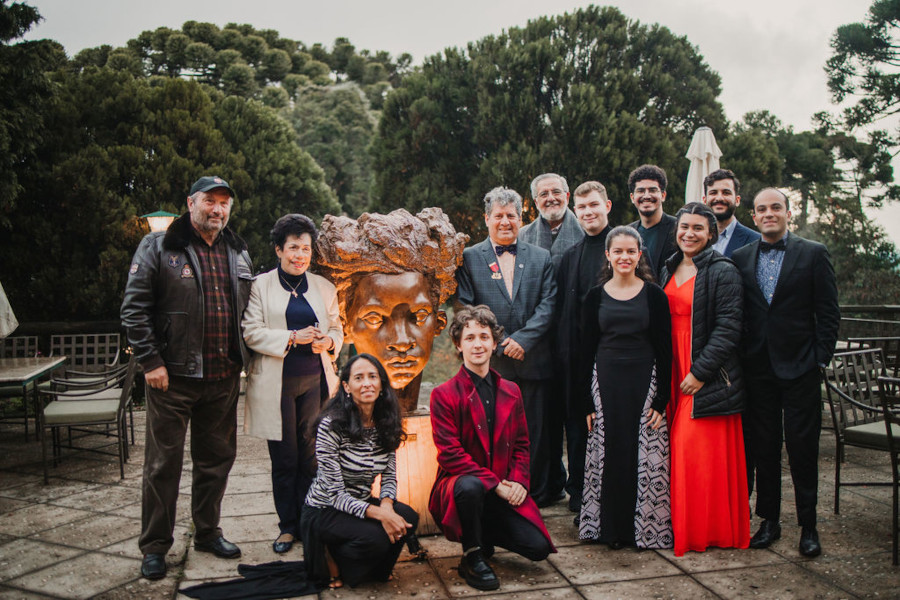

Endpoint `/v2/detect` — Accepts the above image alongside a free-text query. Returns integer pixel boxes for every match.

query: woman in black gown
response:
[577,226,673,549]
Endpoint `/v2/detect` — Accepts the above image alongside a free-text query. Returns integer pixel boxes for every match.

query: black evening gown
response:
[579,285,672,548]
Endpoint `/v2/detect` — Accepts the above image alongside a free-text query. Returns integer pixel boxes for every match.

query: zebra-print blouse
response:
[304,416,398,518]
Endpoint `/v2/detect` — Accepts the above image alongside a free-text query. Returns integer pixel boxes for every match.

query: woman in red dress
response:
[660,202,750,556]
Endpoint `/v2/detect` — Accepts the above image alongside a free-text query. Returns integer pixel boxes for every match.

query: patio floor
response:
[0,398,896,599]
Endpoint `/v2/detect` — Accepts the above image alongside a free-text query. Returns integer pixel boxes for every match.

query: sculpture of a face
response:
[347,271,447,390]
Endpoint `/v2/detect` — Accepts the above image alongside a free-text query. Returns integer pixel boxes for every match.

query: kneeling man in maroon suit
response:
[429,305,555,591]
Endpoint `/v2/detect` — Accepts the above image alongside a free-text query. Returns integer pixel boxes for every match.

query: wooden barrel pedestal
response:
[395,410,440,535]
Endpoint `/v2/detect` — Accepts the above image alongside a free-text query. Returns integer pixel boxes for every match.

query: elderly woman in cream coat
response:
[243,214,343,555]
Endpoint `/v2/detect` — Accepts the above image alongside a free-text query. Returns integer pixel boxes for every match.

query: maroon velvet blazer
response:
[427,366,554,549]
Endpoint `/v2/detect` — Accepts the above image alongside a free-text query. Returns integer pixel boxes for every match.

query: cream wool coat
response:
[242,268,343,440]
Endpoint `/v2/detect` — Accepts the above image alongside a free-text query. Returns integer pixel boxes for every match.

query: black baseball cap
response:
[189,175,234,197]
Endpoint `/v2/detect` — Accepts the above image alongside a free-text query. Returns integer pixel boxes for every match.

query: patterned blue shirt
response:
[755,233,789,305]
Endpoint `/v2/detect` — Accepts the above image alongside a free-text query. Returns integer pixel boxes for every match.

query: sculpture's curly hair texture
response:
[316,208,469,324]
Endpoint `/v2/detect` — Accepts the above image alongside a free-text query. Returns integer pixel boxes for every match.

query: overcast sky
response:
[25,0,899,242]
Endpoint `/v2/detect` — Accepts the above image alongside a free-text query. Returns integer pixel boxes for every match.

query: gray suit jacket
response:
[518,209,584,271]
[455,237,557,381]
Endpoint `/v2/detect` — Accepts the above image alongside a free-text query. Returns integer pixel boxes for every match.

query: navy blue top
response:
[278,265,320,376]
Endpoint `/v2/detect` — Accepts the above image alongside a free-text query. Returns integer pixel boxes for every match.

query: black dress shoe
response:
[195,536,241,558]
[568,496,582,513]
[458,550,500,591]
[749,519,782,549]
[799,527,821,557]
[272,536,293,554]
[608,541,625,550]
[141,553,166,580]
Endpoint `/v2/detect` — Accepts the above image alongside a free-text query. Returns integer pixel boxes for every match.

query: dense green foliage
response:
[1,0,899,321]
[282,83,377,215]
[827,0,900,135]
[371,6,725,237]
[0,0,65,226]
[0,13,341,320]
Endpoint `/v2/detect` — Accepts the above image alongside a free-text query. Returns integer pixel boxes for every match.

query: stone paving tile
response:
[6,551,140,599]
[0,479,101,503]
[0,497,29,515]
[543,514,581,548]
[420,534,463,559]
[658,546,787,573]
[317,560,448,600]
[693,563,854,599]
[94,575,181,600]
[801,549,897,598]
[31,513,140,550]
[49,484,141,512]
[0,538,83,582]
[433,553,566,597]
[218,513,279,543]
[181,540,270,580]
[101,525,190,560]
[65,461,144,485]
[0,504,95,537]
[454,587,577,600]
[0,471,45,494]
[579,575,722,599]
[547,544,681,586]
[212,473,272,495]
[220,491,274,517]
[0,586,52,599]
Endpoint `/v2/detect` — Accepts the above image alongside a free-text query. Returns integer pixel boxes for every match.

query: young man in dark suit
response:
[555,180,614,514]
[455,186,558,506]
[702,169,760,257]
[628,164,677,281]
[732,188,840,558]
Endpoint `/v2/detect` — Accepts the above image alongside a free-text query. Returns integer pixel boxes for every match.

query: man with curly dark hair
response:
[429,305,554,591]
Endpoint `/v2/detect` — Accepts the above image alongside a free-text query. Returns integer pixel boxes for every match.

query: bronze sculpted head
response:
[317,208,469,413]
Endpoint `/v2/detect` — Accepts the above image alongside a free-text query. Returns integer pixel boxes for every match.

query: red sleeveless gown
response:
[664,275,750,556]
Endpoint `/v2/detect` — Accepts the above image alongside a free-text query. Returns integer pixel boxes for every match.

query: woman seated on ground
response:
[301,353,418,588]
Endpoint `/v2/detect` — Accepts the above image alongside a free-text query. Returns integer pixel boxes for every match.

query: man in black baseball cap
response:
[122,174,253,580]
[189,175,235,197]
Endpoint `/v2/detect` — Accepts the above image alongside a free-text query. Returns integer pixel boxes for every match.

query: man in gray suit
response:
[519,173,585,271]
[456,186,558,505]
[518,172,584,506]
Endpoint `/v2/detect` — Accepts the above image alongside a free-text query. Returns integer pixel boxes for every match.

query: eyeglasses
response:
[634,186,661,195]
[537,189,565,199]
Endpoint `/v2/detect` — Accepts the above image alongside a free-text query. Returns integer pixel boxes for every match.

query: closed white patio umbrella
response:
[684,126,722,205]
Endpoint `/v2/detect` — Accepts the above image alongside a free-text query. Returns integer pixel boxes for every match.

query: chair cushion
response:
[43,399,119,425]
[844,421,900,450]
